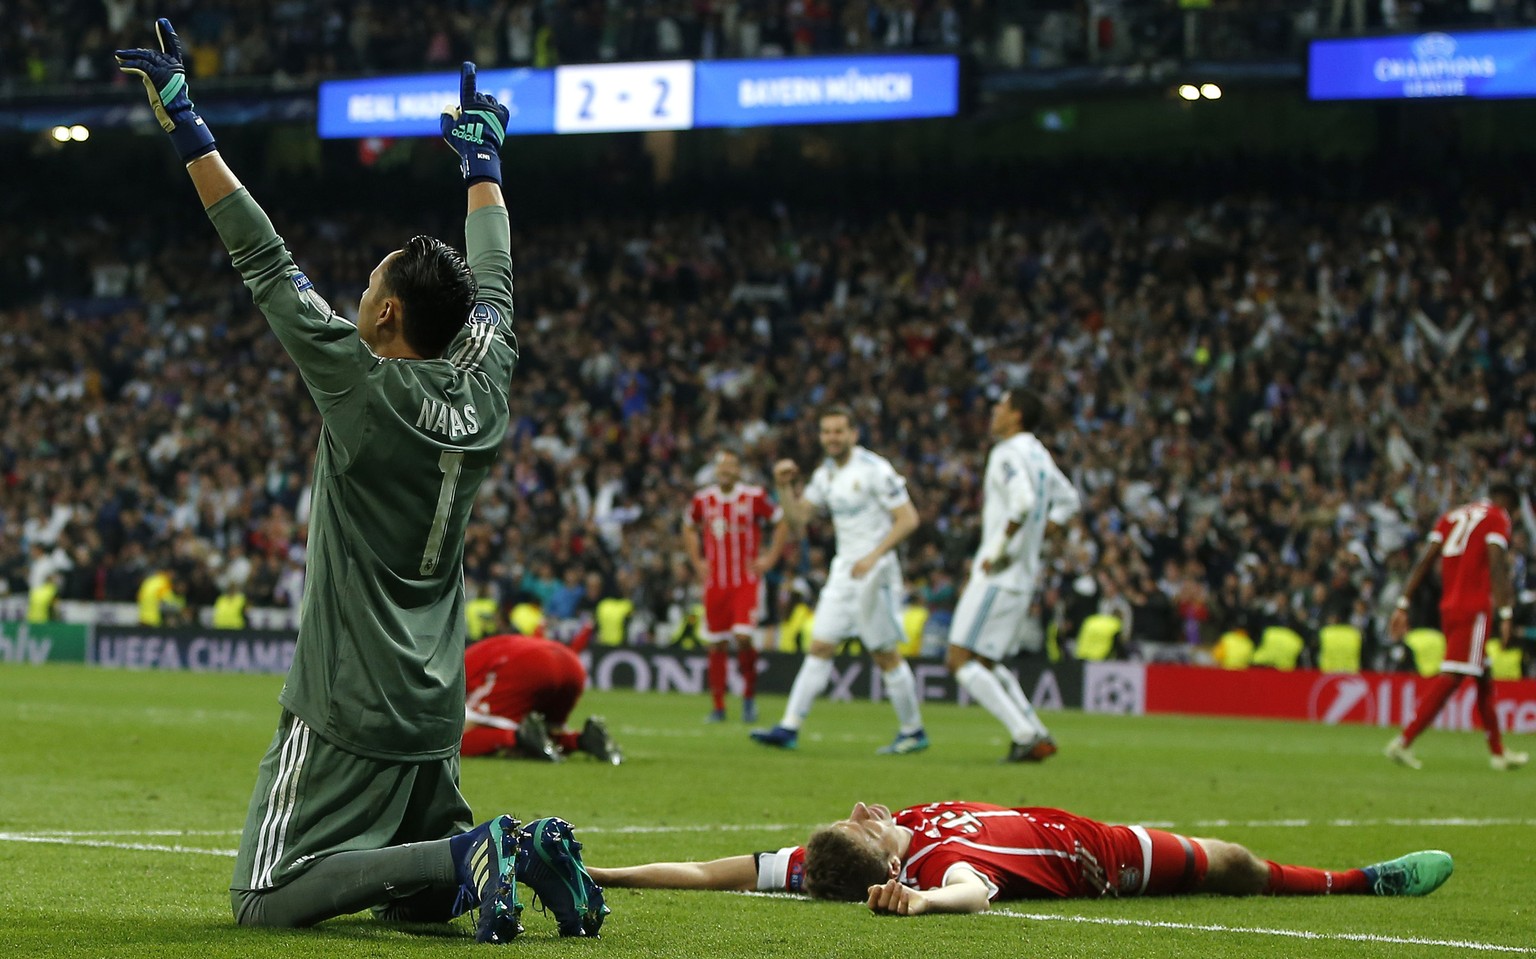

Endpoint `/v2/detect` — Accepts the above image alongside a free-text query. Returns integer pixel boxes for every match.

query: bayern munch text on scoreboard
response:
[318,54,959,138]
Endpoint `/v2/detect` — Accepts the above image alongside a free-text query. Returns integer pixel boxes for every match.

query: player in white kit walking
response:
[948,389,1080,762]
[751,407,928,754]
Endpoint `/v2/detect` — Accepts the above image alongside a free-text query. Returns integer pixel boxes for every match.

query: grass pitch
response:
[1,663,1531,958]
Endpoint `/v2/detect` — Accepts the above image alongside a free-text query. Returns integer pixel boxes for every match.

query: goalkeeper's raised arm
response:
[441,61,516,359]
[116,21,515,404]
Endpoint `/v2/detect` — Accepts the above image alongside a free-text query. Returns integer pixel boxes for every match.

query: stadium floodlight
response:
[1178,84,1200,101]
[69,124,90,141]
[1200,83,1222,100]
[51,125,71,142]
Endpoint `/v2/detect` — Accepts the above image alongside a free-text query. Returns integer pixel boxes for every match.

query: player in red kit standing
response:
[684,448,788,723]
[463,633,622,764]
[1386,481,1529,771]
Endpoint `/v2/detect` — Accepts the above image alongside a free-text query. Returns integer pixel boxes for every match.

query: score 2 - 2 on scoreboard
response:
[554,61,696,134]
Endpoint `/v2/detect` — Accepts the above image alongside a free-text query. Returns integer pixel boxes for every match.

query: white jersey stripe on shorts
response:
[1444,611,1491,676]
[262,720,312,888]
[252,718,312,889]
[249,717,302,888]
[1129,825,1154,895]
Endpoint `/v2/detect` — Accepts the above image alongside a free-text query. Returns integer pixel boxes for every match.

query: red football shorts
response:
[1440,608,1491,676]
[1107,826,1209,896]
[703,582,763,637]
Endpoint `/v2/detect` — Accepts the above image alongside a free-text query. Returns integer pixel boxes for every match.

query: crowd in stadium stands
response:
[7,0,1536,88]
[3,170,1536,673]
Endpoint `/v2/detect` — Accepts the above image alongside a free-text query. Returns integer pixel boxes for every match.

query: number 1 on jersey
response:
[421,449,464,575]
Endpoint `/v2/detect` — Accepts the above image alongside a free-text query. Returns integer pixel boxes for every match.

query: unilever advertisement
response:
[1308,29,1536,100]
[317,54,959,138]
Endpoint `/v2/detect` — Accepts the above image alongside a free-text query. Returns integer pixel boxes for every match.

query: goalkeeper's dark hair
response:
[803,826,891,902]
[1005,388,1044,432]
[384,235,477,358]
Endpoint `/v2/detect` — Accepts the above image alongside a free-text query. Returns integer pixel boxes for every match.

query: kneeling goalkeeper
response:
[116,19,606,941]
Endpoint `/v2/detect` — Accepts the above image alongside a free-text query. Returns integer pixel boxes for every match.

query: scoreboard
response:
[319,55,959,138]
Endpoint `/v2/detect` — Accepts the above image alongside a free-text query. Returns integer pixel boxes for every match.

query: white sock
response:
[956,661,1036,744]
[882,661,924,735]
[992,663,1049,738]
[781,655,833,730]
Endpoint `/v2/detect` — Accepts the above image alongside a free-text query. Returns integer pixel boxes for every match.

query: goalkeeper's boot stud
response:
[450,815,523,943]
[516,818,608,936]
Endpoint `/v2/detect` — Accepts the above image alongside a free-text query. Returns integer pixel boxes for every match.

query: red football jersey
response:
[465,633,586,723]
[1430,500,1511,614]
[686,484,781,590]
[894,803,1121,899]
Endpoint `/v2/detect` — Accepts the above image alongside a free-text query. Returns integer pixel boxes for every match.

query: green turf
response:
[1,663,1531,958]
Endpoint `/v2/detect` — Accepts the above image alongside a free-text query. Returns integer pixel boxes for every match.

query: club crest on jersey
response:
[468,301,502,328]
[1117,866,1142,893]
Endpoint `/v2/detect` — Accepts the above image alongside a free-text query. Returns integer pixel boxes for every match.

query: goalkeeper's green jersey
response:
[209,189,516,761]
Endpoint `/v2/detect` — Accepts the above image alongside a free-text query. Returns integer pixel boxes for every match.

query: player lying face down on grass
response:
[586,801,1452,914]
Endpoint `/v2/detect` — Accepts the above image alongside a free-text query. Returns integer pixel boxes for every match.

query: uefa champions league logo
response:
[1411,33,1457,61]
[1372,31,1496,96]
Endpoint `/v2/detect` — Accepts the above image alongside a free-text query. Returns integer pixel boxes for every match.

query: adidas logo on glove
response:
[451,123,487,145]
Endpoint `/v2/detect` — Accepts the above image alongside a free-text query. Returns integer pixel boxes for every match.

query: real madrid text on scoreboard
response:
[318,55,959,139]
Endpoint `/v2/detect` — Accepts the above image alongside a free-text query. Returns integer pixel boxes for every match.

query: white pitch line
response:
[730,894,1532,953]
[579,823,808,835]
[19,829,242,837]
[3,817,1531,847]
[0,833,237,857]
[991,911,1536,955]
[1137,818,1536,830]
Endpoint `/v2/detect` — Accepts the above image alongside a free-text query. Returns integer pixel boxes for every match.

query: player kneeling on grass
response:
[588,801,1453,911]
[464,632,623,764]
[116,20,605,941]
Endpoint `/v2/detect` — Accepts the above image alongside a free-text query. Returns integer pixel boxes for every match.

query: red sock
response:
[737,643,759,700]
[1264,862,1368,895]
[1475,672,1505,755]
[462,726,518,758]
[708,645,729,711]
[556,731,580,754]
[1401,672,1463,745]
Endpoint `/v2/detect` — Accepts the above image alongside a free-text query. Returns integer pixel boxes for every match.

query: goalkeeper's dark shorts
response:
[231,710,472,893]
